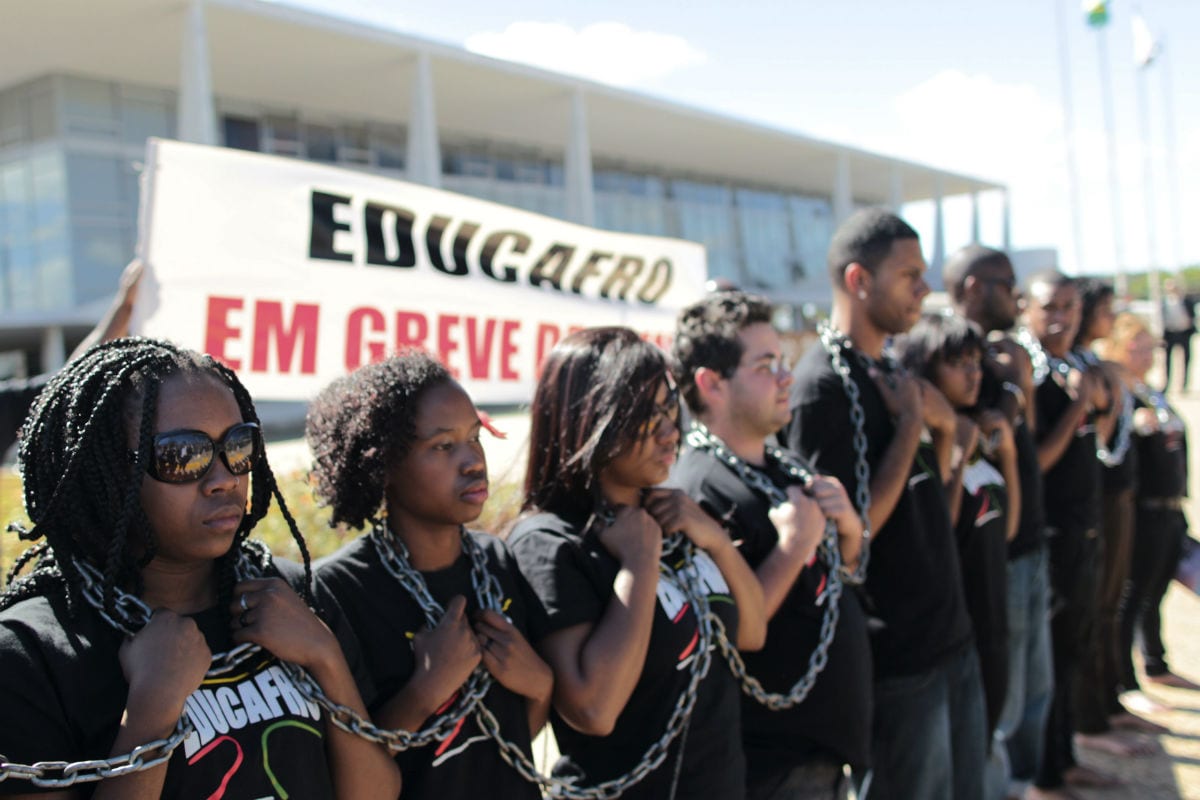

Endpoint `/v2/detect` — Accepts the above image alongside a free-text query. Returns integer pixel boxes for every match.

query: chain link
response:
[816,321,874,585]
[0,544,273,786]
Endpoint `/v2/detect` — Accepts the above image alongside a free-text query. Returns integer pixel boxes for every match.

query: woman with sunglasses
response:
[306,351,551,800]
[507,327,766,800]
[0,338,400,800]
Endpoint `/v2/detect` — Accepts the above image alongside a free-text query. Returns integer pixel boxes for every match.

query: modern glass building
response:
[0,0,1003,378]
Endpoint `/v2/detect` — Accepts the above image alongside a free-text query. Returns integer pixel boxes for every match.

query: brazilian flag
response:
[1083,0,1110,27]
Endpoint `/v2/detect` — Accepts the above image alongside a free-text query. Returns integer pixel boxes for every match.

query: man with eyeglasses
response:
[945,245,1052,800]
[669,290,871,800]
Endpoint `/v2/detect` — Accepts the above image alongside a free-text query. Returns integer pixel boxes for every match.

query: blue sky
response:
[279,0,1199,277]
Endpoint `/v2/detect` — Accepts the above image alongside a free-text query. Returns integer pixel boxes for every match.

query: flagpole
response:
[1094,17,1127,296]
[1160,42,1183,278]
[1135,57,1162,327]
[1055,0,1086,275]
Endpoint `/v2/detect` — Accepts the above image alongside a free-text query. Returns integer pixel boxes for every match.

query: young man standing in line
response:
[783,209,986,800]
[671,290,872,799]
[944,245,1052,799]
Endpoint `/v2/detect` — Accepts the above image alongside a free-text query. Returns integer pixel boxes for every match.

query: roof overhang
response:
[0,0,1002,203]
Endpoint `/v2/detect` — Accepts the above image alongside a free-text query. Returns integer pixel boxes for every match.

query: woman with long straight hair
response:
[507,326,766,800]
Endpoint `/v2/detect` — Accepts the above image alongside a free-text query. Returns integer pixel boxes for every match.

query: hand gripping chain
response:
[684,422,842,709]
[0,543,272,787]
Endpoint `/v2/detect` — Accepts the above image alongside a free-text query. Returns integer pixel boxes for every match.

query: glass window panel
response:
[304,123,337,162]
[736,189,793,291]
[61,77,118,137]
[72,223,129,305]
[671,180,738,283]
[789,195,834,286]
[0,91,28,147]
[265,115,301,156]
[372,125,405,170]
[122,96,173,146]
[223,115,261,151]
[29,89,56,141]
[66,154,121,216]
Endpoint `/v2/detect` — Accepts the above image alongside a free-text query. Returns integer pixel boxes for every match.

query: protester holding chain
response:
[944,244,1051,800]
[306,351,552,799]
[1108,313,1200,702]
[507,327,765,800]
[897,312,1020,759]
[1070,280,1161,757]
[783,209,986,800]
[669,291,872,800]
[0,338,400,800]
[1019,271,1116,798]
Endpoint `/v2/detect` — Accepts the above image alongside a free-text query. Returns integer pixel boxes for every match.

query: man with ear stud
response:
[783,209,987,800]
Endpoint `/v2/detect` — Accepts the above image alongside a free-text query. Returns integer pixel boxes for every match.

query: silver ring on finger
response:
[239,593,250,613]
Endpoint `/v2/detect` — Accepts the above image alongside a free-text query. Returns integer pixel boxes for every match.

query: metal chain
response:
[1074,348,1134,467]
[1014,326,1051,387]
[0,543,272,787]
[684,421,843,708]
[816,321,873,584]
[471,534,715,799]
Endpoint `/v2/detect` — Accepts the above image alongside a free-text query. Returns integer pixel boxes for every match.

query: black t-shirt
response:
[313,531,545,800]
[670,444,873,772]
[978,365,1046,558]
[1035,375,1101,532]
[0,559,336,799]
[1133,393,1188,500]
[783,341,973,679]
[507,508,745,800]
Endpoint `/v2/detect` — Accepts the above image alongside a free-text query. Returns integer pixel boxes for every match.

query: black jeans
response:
[1163,330,1193,392]
[1118,506,1187,687]
[1036,526,1099,790]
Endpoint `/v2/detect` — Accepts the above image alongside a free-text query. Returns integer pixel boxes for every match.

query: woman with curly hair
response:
[0,338,399,800]
[507,327,766,800]
[307,350,551,800]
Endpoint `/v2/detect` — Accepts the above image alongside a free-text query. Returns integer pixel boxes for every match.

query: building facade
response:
[0,0,1003,377]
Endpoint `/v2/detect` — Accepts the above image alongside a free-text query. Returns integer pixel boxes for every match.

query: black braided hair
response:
[2,337,315,617]
[306,350,451,530]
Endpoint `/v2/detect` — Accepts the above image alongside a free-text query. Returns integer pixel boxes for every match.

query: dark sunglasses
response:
[143,422,261,484]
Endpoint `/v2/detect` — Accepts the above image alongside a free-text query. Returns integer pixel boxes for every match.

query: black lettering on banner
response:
[425,215,454,275]
[451,222,479,276]
[600,256,644,300]
[570,251,612,294]
[309,190,353,262]
[365,202,417,268]
[528,243,576,291]
[479,230,529,283]
[638,258,673,304]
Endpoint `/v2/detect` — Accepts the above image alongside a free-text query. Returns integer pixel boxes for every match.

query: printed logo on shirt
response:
[182,659,321,758]
[656,551,730,668]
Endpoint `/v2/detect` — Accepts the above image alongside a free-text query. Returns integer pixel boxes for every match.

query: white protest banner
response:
[133,139,707,403]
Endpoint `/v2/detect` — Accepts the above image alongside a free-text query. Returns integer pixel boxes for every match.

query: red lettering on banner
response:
[499,320,520,381]
[437,315,461,378]
[396,311,428,350]
[345,307,387,370]
[251,301,319,375]
[205,296,245,370]
[465,318,495,380]
[535,323,561,371]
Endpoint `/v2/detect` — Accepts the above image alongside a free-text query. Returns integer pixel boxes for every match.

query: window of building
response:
[304,123,338,162]
[264,115,301,156]
[222,115,261,151]
[371,124,405,170]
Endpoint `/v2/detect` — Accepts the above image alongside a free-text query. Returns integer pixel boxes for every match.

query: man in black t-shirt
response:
[670,291,872,800]
[1021,270,1113,798]
[945,245,1052,798]
[783,209,986,800]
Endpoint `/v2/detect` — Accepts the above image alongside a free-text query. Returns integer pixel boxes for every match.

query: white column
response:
[833,151,853,223]
[1002,189,1012,252]
[889,164,904,211]
[931,174,945,272]
[406,51,442,188]
[177,0,217,146]
[40,325,65,374]
[564,89,595,226]
[970,192,981,243]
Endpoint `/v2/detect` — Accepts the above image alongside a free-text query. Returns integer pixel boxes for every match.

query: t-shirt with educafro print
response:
[507,508,744,800]
[0,559,337,799]
[313,531,545,800]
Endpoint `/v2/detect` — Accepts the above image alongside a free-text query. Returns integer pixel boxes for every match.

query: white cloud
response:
[464,21,707,87]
